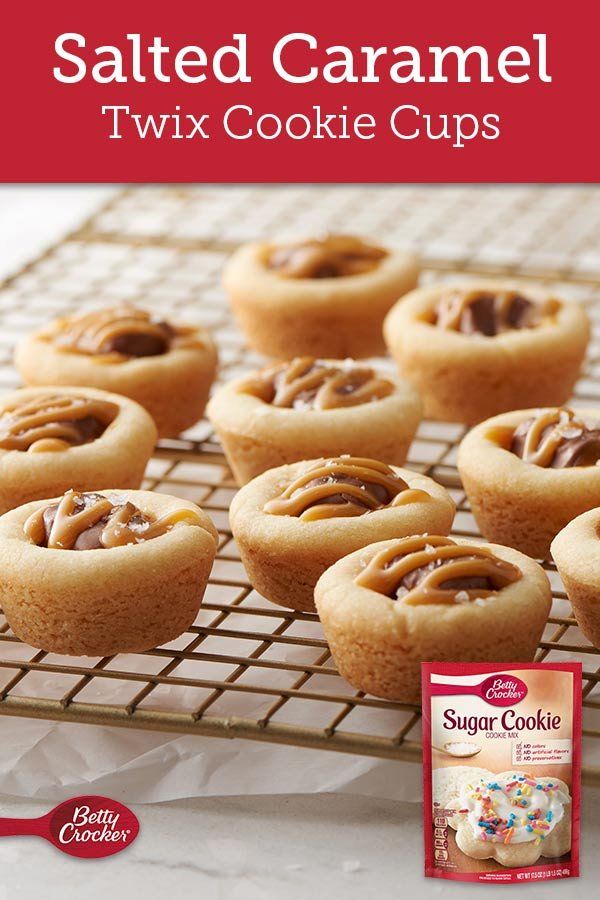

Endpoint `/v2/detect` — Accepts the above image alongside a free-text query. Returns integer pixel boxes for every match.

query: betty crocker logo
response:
[0,796,139,858]
[479,675,528,706]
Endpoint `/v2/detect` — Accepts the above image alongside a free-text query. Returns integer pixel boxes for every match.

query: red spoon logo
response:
[430,673,528,706]
[479,675,528,706]
[0,796,139,858]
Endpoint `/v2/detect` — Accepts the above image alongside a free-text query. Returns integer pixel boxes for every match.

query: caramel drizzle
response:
[436,289,554,332]
[268,235,387,278]
[355,535,521,606]
[489,408,591,467]
[0,394,118,452]
[24,490,202,550]
[246,357,394,410]
[264,457,430,521]
[47,306,202,360]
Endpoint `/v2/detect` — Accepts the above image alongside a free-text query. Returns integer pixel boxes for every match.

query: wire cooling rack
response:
[1,186,600,783]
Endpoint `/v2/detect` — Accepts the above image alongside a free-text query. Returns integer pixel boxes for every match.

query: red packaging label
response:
[422,662,581,883]
[2,0,600,181]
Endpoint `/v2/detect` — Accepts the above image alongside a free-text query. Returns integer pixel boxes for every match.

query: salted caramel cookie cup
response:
[14,305,218,438]
[383,282,590,424]
[208,357,422,484]
[315,535,551,702]
[458,406,600,559]
[552,508,600,648]
[223,235,419,359]
[0,387,157,515]
[0,489,218,656]
[230,457,455,612]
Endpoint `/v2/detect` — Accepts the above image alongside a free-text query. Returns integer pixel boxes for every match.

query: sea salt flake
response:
[342,860,361,873]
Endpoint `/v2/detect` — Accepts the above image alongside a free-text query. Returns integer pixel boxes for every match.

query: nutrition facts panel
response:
[512,739,573,767]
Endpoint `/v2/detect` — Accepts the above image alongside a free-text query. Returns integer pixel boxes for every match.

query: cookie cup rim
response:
[384,280,589,355]
[0,489,218,585]
[223,241,419,310]
[15,325,218,381]
[0,385,158,469]
[551,506,600,587]
[230,461,455,552]
[314,536,551,637]
[207,364,422,438]
[458,406,600,492]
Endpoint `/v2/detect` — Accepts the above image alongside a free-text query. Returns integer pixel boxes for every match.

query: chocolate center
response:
[510,408,600,468]
[48,306,203,360]
[246,357,394,411]
[267,235,387,279]
[397,556,493,597]
[355,536,521,605]
[302,475,391,509]
[0,394,118,452]
[33,493,153,550]
[435,290,546,337]
[264,457,414,521]
[101,325,172,357]
[24,490,202,551]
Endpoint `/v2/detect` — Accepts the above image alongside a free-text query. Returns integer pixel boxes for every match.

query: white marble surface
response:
[0,791,598,899]
[0,187,598,898]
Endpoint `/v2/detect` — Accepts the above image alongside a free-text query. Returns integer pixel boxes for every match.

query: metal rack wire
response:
[0,186,599,783]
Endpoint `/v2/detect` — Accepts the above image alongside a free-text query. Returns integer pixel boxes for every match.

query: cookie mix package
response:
[422,662,581,883]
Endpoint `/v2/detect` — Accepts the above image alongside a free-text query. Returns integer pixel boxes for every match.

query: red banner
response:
[2,0,599,181]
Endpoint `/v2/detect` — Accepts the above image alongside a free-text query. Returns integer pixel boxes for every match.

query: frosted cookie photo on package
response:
[422,662,581,883]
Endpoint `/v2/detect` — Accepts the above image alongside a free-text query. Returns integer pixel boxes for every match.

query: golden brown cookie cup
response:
[552,509,600,648]
[458,407,600,560]
[0,387,157,516]
[223,241,419,359]
[0,490,218,656]
[14,326,218,438]
[208,367,422,485]
[230,463,455,612]
[383,281,590,424]
[315,538,550,702]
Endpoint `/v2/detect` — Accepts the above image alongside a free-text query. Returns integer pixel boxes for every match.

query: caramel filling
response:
[488,407,600,468]
[263,457,430,521]
[244,357,394,411]
[46,306,204,361]
[24,490,202,551]
[355,535,521,605]
[435,289,557,337]
[267,235,387,279]
[0,394,118,453]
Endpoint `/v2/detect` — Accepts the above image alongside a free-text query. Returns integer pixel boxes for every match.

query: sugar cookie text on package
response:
[443,707,562,736]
